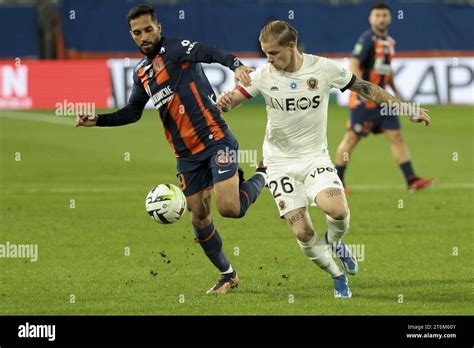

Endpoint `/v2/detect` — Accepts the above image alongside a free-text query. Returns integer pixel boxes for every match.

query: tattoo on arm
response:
[349,76,400,105]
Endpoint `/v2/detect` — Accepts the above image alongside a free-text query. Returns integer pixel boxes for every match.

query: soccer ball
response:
[145,184,187,224]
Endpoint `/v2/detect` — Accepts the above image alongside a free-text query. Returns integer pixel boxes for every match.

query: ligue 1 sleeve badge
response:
[307,77,318,90]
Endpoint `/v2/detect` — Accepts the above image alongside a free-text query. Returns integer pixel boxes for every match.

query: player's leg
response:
[186,189,239,294]
[304,156,359,276]
[335,129,360,187]
[335,109,370,191]
[315,187,358,275]
[382,116,434,192]
[282,207,351,298]
[284,207,342,276]
[178,159,238,294]
[211,146,267,218]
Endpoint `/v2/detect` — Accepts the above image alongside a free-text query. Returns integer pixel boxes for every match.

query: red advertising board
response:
[0,60,110,109]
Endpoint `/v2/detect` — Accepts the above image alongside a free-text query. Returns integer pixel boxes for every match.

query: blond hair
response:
[259,20,298,46]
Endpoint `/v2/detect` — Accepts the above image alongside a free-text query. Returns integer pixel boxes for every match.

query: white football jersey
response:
[237,53,354,164]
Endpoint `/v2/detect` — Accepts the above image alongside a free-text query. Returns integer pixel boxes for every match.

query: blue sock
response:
[335,165,347,184]
[193,222,231,273]
[237,173,265,218]
[400,161,417,185]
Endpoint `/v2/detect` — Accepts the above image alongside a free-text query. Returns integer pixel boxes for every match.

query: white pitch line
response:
[0,111,74,126]
[0,183,473,193]
[349,183,474,190]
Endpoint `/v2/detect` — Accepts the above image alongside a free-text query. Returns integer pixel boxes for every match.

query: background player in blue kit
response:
[335,3,434,193]
[76,5,267,294]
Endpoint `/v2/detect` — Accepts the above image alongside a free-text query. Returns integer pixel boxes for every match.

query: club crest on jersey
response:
[290,82,297,90]
[307,77,318,90]
[154,61,162,70]
[278,200,286,210]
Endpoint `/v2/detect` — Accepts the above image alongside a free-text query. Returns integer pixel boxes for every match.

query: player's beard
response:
[375,23,389,34]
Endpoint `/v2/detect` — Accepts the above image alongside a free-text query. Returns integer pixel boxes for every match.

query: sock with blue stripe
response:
[193,221,232,274]
[237,172,266,218]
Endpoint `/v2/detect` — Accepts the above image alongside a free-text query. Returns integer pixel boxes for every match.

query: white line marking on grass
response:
[0,111,74,126]
[349,183,474,190]
[0,183,473,193]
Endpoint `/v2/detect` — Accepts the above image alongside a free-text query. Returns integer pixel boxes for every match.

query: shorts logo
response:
[177,173,187,191]
[310,167,336,178]
[307,77,318,90]
[215,151,231,167]
[278,200,286,210]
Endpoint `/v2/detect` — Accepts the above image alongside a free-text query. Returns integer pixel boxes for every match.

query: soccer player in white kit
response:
[216,20,431,298]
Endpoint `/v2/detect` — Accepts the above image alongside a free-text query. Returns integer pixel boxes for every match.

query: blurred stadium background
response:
[0,0,472,108]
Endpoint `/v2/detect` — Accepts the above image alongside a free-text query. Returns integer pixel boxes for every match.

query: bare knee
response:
[326,207,349,221]
[187,198,211,228]
[387,131,404,144]
[293,226,315,243]
[190,210,211,228]
[217,203,240,218]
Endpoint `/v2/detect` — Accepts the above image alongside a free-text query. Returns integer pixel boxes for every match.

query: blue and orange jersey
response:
[97,36,242,157]
[349,29,395,109]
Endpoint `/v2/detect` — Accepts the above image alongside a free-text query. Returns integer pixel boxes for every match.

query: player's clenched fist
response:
[216,91,234,113]
[76,114,98,127]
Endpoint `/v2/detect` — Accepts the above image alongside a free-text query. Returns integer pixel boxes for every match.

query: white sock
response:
[297,235,343,278]
[326,210,350,246]
[222,265,234,275]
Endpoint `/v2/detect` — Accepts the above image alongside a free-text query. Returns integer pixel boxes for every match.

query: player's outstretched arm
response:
[216,89,247,113]
[349,76,431,126]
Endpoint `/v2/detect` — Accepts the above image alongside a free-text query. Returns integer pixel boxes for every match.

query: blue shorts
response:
[176,130,239,197]
[349,107,401,137]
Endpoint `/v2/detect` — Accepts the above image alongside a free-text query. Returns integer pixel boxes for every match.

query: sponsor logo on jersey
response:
[151,86,174,109]
[269,95,320,111]
[307,77,318,90]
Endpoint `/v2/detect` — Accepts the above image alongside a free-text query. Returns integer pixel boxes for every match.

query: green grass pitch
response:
[0,104,472,315]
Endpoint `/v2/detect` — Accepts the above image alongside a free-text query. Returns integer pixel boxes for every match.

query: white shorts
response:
[266,156,344,217]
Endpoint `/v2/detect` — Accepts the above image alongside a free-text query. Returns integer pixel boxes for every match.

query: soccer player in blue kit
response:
[76,5,267,294]
[335,3,435,193]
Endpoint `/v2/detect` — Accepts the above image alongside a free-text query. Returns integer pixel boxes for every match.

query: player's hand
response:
[76,114,98,127]
[407,107,431,127]
[216,91,234,113]
[234,66,254,87]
